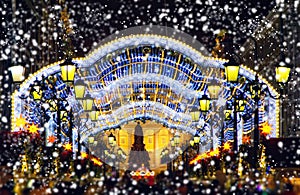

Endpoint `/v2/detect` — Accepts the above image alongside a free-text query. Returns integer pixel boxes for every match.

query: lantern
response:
[190,140,195,147]
[74,79,86,99]
[10,65,25,83]
[82,93,94,112]
[88,136,94,144]
[276,61,291,84]
[170,138,175,147]
[208,79,221,99]
[90,106,99,122]
[190,108,200,122]
[235,95,246,112]
[199,94,211,112]
[174,132,180,146]
[224,102,232,121]
[249,80,261,100]
[193,132,200,144]
[60,58,76,83]
[224,57,240,82]
[108,132,115,146]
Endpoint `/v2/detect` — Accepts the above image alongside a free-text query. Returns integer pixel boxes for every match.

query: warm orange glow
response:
[47,135,56,143]
[189,148,221,164]
[223,142,232,151]
[28,124,39,134]
[63,143,72,151]
[81,152,88,159]
[91,157,103,166]
[211,148,220,156]
[209,150,215,156]
[16,115,27,128]
[242,136,251,144]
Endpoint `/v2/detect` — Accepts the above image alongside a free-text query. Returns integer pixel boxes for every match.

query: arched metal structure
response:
[11,29,279,153]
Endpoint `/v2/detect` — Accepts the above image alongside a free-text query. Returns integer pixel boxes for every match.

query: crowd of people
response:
[1,166,298,195]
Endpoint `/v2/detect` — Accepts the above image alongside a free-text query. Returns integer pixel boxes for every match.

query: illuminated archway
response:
[11,27,279,160]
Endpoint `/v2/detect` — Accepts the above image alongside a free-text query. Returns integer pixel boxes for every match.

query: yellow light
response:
[199,94,211,112]
[190,110,200,122]
[16,115,27,128]
[63,143,72,151]
[91,157,103,166]
[82,94,94,112]
[260,122,272,135]
[190,140,195,147]
[74,79,86,99]
[249,83,261,99]
[88,136,94,144]
[60,109,68,121]
[170,138,175,147]
[223,142,231,151]
[174,132,180,145]
[224,57,240,82]
[28,123,39,134]
[117,148,123,155]
[224,109,232,121]
[193,133,200,144]
[225,65,240,82]
[60,59,76,83]
[276,66,291,83]
[108,132,115,145]
[81,152,88,159]
[236,99,245,112]
[9,65,25,82]
[31,85,42,101]
[207,84,221,99]
[89,110,99,122]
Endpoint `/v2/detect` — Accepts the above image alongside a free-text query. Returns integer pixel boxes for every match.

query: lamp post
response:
[193,132,200,154]
[249,75,261,168]
[199,94,211,116]
[275,11,292,137]
[9,65,25,84]
[224,55,244,152]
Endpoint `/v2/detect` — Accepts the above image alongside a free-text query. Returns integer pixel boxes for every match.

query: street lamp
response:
[199,94,211,114]
[82,93,94,112]
[193,132,200,144]
[193,132,200,154]
[223,56,240,83]
[249,75,261,168]
[276,63,291,84]
[207,78,221,100]
[89,107,100,122]
[275,11,291,86]
[60,58,77,83]
[108,132,116,146]
[190,108,200,122]
[74,79,86,99]
[9,65,25,83]
[174,132,180,146]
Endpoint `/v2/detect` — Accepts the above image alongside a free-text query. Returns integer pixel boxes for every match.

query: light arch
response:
[11,30,279,151]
